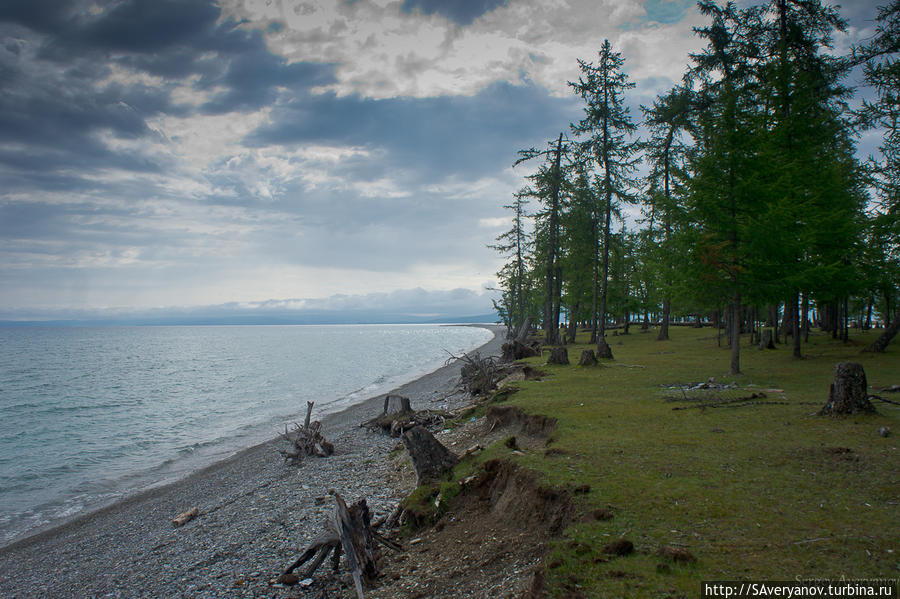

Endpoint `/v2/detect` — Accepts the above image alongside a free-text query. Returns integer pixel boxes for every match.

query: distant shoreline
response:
[0,316,501,327]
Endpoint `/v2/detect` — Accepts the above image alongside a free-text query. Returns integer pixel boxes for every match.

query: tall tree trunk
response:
[567,302,579,344]
[780,298,794,339]
[543,133,564,345]
[553,264,563,344]
[767,304,780,344]
[842,296,850,342]
[597,111,613,360]
[791,291,801,359]
[657,136,673,342]
[590,202,599,344]
[657,297,671,341]
[802,291,810,343]
[713,309,721,347]
[730,288,741,375]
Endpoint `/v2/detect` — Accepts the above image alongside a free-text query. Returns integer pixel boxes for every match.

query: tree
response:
[515,134,572,345]
[490,191,534,334]
[753,0,858,358]
[560,165,601,343]
[856,0,900,352]
[687,0,762,374]
[570,39,641,359]
[643,83,694,341]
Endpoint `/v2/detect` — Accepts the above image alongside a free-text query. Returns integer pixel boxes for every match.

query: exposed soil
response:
[364,406,573,599]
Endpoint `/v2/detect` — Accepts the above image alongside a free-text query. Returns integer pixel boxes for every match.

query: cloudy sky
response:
[0,0,882,322]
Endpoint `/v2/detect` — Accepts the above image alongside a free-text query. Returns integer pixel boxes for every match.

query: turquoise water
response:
[0,324,492,545]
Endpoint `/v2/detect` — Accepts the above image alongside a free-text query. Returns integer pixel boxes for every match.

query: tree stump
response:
[383,394,412,414]
[401,425,458,485]
[819,362,876,416]
[597,337,614,360]
[548,346,569,365]
[578,349,598,366]
[758,329,775,350]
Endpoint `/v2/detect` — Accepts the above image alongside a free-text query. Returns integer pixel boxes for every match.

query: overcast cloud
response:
[0,0,880,321]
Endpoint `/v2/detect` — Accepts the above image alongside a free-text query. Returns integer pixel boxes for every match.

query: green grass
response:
[496,327,900,598]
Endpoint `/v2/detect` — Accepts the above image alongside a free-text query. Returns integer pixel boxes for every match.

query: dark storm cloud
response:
[400,0,509,26]
[0,0,336,188]
[246,80,580,182]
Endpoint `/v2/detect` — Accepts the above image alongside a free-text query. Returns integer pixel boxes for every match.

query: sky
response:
[0,0,884,323]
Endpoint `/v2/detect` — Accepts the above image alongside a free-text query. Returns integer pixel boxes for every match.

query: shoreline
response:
[0,324,505,598]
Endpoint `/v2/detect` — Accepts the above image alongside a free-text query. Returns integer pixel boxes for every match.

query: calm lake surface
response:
[0,324,493,545]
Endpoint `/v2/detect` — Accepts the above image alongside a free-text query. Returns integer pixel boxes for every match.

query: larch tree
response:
[642,83,694,341]
[687,0,762,374]
[515,133,572,345]
[569,39,641,359]
[857,0,900,352]
[489,190,533,335]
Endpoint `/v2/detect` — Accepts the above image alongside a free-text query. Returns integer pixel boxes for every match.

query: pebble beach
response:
[0,325,504,599]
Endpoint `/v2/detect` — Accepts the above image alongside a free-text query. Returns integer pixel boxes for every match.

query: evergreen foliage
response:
[489,0,898,357]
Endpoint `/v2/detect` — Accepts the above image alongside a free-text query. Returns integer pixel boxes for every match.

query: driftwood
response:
[279,493,400,597]
[172,507,199,527]
[280,402,334,463]
[361,394,447,437]
[457,351,505,395]
[401,425,458,485]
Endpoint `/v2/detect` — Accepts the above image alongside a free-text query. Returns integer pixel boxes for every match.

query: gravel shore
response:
[0,324,505,599]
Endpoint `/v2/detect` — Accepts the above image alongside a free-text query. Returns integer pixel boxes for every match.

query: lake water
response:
[0,324,493,545]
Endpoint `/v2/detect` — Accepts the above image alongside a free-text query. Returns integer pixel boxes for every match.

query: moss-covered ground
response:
[489,327,899,597]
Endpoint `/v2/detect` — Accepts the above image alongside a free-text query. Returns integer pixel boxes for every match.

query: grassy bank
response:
[484,327,899,597]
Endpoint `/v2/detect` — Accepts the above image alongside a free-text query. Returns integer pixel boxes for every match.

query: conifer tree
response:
[857,0,900,351]
[643,83,693,341]
[687,0,762,374]
[570,39,641,359]
[515,134,571,344]
[489,191,533,334]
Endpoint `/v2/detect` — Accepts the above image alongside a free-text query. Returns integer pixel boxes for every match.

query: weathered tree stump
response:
[362,393,448,437]
[758,329,776,350]
[597,337,614,360]
[548,346,569,365]
[501,340,541,361]
[401,425,458,485]
[383,394,411,414]
[578,349,598,366]
[819,362,876,416]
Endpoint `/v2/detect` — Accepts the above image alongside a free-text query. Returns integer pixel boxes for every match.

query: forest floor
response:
[377,326,899,598]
